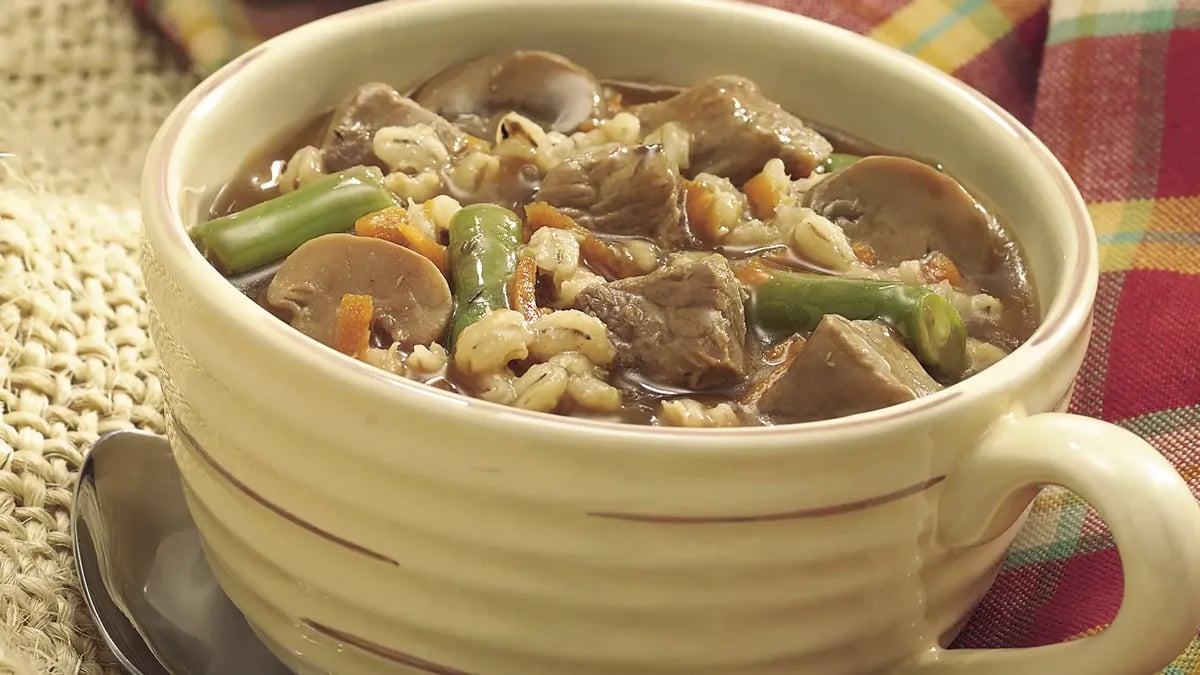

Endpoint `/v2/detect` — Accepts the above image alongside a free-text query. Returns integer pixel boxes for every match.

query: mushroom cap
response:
[804,156,1003,277]
[412,50,604,138]
[266,233,452,349]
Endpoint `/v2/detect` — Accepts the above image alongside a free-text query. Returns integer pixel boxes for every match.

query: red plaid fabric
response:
[745,1,1200,668]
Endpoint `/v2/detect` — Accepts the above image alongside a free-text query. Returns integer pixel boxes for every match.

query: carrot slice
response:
[334,293,373,358]
[743,171,779,220]
[523,201,579,240]
[354,206,407,245]
[852,241,878,266]
[763,334,807,363]
[684,180,722,242]
[732,258,772,286]
[464,134,492,153]
[579,237,624,280]
[508,257,541,322]
[743,336,806,407]
[524,201,628,280]
[922,251,963,287]
[355,206,449,274]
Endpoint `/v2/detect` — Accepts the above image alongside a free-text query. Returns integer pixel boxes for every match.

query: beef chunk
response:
[321,83,468,172]
[631,75,832,185]
[573,255,747,390]
[538,144,688,245]
[803,156,1003,278]
[757,315,941,422]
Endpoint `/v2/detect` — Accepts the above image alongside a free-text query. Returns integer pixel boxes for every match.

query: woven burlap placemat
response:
[0,0,196,672]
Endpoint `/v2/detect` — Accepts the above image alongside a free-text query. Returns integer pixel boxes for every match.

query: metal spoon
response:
[72,429,292,675]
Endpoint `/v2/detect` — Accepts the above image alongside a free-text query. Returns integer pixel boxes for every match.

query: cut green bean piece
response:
[750,270,967,377]
[447,203,523,348]
[192,165,392,274]
[816,153,862,174]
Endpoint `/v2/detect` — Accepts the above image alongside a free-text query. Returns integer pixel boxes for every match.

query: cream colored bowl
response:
[139,1,1200,673]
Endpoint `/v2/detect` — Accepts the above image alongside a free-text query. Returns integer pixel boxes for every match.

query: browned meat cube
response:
[757,315,941,422]
[538,144,689,245]
[321,83,468,172]
[631,75,832,185]
[574,255,747,390]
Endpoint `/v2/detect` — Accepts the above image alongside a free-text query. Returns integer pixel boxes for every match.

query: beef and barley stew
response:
[194,51,1038,427]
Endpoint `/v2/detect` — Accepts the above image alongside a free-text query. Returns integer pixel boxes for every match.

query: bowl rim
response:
[141,0,1097,443]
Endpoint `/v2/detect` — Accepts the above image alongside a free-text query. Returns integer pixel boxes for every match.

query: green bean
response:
[192,166,392,274]
[447,203,523,347]
[815,153,862,174]
[750,270,967,376]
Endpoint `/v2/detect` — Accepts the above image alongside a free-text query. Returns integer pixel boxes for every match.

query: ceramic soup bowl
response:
[139,1,1200,673]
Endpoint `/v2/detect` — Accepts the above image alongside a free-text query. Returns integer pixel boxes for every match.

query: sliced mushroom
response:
[412,50,604,138]
[266,233,452,349]
[803,156,1003,278]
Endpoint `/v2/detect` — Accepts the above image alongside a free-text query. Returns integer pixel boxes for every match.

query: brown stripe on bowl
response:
[170,414,399,566]
[589,475,947,523]
[303,619,476,675]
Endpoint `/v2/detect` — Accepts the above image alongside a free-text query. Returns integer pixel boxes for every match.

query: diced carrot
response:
[578,120,597,132]
[524,201,580,240]
[762,342,787,364]
[464,134,492,153]
[354,206,449,274]
[743,171,779,220]
[732,258,772,286]
[763,334,807,363]
[400,227,449,275]
[334,293,373,358]
[922,251,963,287]
[743,334,808,406]
[354,206,408,245]
[508,257,541,322]
[524,201,627,280]
[787,337,807,358]
[684,180,722,242]
[852,241,878,266]
[579,236,624,280]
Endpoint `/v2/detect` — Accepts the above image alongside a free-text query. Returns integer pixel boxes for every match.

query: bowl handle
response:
[897,412,1200,675]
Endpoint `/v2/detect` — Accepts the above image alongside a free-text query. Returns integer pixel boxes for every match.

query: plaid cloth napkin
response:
[135,0,1200,670]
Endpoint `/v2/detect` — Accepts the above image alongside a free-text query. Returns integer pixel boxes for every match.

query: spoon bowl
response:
[72,429,291,675]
